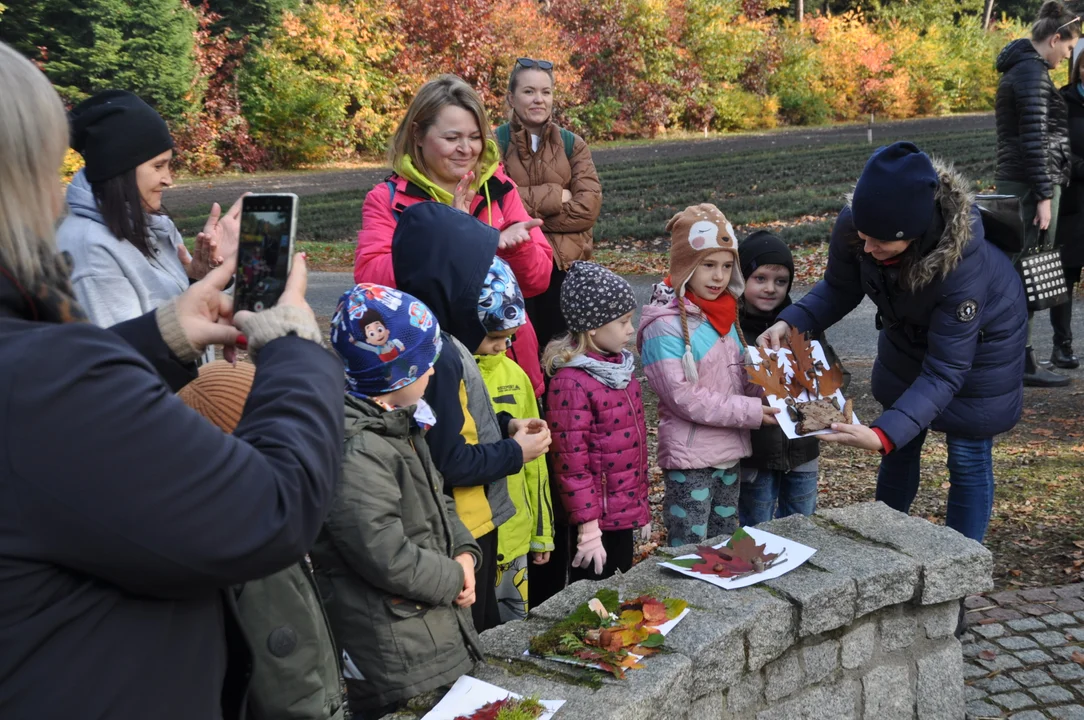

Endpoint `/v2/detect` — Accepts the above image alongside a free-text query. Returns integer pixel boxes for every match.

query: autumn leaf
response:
[786,328,820,396]
[619,609,644,627]
[453,696,546,720]
[1071,650,1084,666]
[746,358,790,400]
[690,546,756,577]
[978,650,997,661]
[816,362,845,398]
[663,598,689,619]
[640,598,669,625]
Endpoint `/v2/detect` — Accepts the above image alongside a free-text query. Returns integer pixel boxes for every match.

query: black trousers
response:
[528,520,571,609]
[525,262,568,350]
[1051,265,1082,347]
[471,530,501,632]
[569,528,635,583]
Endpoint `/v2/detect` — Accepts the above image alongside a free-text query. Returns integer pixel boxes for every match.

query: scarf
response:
[394,139,503,222]
[1,250,88,325]
[357,394,437,430]
[662,275,738,337]
[555,349,636,389]
[739,295,792,343]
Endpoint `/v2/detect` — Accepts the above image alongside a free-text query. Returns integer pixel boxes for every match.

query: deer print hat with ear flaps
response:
[666,203,745,300]
[665,203,745,383]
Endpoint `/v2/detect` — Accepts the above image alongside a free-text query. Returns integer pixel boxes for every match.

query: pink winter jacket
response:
[354,170,553,396]
[637,291,763,470]
[545,352,651,531]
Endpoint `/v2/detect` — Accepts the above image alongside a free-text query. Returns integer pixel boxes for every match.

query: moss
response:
[486,657,604,691]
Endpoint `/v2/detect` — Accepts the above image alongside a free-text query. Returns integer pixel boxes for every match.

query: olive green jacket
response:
[310,397,482,711]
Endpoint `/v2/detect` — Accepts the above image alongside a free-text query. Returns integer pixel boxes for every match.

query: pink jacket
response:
[544,353,651,531]
[354,170,553,396]
[636,291,763,470]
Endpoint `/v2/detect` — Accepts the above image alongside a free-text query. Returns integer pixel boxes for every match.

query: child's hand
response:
[531,551,551,565]
[761,405,781,426]
[509,418,547,435]
[453,553,477,607]
[757,320,791,350]
[514,423,551,463]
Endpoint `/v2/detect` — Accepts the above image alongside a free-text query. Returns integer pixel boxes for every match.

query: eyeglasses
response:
[1056,16,1081,34]
[516,58,554,71]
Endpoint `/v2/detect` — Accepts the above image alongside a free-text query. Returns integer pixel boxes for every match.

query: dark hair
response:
[358,307,386,329]
[508,61,555,95]
[1073,46,1084,82]
[91,169,155,257]
[1032,0,1081,41]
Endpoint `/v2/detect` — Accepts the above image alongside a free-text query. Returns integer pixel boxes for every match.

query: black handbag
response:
[975,194,1070,311]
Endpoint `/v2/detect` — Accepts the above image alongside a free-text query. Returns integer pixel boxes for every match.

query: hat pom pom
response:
[681,344,699,384]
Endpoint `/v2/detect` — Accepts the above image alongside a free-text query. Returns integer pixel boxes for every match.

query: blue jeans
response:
[875,429,995,542]
[738,468,819,527]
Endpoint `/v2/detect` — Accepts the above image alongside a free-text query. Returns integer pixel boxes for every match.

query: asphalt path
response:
[307,270,1084,366]
[168,113,996,212]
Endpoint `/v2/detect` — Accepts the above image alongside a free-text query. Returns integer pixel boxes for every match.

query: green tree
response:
[0,0,199,123]
[205,0,300,39]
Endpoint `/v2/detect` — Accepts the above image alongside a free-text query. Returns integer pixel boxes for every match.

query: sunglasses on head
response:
[1056,16,1081,34]
[516,58,554,71]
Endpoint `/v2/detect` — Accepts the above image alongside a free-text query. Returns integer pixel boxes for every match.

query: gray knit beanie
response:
[560,261,637,333]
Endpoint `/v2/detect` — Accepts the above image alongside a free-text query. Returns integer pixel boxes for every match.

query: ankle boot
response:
[1051,342,1080,369]
[1024,346,1071,387]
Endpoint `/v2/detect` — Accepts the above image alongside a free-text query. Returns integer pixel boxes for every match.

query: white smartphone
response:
[234,193,299,312]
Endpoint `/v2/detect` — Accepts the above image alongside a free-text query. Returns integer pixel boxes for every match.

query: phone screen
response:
[235,194,296,312]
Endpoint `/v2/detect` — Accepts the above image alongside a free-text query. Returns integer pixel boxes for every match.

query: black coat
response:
[1056,83,1084,268]
[995,38,1072,199]
[779,163,1028,448]
[0,273,343,720]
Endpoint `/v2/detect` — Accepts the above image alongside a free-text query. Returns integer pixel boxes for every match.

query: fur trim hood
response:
[847,158,975,291]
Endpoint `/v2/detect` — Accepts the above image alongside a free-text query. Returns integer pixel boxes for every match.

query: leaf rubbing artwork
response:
[670,528,786,579]
[746,327,852,434]
[528,592,688,678]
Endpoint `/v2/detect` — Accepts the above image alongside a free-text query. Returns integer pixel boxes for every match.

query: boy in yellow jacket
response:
[475,257,555,622]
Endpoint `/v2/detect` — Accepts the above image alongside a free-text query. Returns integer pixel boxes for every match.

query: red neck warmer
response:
[665,276,738,337]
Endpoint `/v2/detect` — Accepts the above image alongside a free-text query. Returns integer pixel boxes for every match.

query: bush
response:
[712,86,779,131]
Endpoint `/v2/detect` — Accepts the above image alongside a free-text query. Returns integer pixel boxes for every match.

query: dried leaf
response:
[978,650,997,661]
[1071,650,1084,666]
[640,598,668,625]
[786,328,820,396]
[746,358,790,400]
[816,362,845,398]
[619,609,644,627]
[663,597,689,620]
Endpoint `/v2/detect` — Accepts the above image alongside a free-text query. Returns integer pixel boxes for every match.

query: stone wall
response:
[473,502,993,720]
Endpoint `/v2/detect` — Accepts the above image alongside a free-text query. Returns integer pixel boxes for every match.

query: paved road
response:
[307,270,1084,368]
[169,113,995,212]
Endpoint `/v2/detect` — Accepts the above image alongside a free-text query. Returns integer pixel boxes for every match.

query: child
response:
[637,204,777,547]
[390,202,551,632]
[474,256,555,622]
[178,361,345,720]
[544,261,650,581]
[310,284,482,720]
[737,231,848,525]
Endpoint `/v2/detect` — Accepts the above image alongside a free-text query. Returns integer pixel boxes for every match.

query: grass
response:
[172,128,998,272]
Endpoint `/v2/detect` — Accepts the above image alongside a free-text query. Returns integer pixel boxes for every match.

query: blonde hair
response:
[0,42,70,286]
[542,331,596,376]
[387,74,495,176]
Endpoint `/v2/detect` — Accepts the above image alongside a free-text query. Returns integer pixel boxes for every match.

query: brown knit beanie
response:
[177,360,256,434]
[666,203,744,298]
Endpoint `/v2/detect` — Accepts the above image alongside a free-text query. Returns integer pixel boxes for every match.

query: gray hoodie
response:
[57,170,190,328]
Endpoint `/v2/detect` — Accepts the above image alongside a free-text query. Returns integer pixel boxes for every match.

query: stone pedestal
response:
[472,502,992,720]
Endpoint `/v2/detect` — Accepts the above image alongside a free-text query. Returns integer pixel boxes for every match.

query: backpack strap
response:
[495,123,511,157]
[559,127,575,159]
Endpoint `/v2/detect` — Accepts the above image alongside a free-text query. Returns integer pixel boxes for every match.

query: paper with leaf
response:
[421,676,564,720]
[658,526,817,589]
[746,328,857,440]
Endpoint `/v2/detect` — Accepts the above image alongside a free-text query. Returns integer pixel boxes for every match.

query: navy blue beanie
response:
[851,141,939,241]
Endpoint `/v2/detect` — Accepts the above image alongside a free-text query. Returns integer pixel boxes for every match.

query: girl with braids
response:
[637,204,779,547]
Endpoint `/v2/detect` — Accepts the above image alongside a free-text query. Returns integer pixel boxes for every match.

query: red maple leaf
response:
[690,546,756,577]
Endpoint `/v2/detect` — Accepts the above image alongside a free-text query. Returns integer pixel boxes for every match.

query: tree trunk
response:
[797,0,804,22]
[982,0,995,30]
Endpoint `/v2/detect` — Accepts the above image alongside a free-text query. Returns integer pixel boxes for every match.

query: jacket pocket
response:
[383,597,462,672]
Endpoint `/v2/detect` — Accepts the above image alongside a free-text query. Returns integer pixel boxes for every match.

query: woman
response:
[497,58,602,348]
[0,42,342,719]
[994,0,1080,386]
[57,89,234,331]
[1053,43,1084,370]
[354,74,552,395]
[759,142,1027,542]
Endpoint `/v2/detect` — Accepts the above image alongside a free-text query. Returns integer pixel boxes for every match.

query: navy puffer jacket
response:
[779,162,1028,448]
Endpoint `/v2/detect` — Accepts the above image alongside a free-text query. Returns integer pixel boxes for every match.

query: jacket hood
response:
[392,202,498,352]
[846,158,975,291]
[345,394,413,437]
[637,283,704,338]
[394,139,502,205]
[65,170,104,223]
[997,38,1048,73]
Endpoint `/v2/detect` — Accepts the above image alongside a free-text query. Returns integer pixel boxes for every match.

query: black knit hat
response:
[851,141,939,241]
[738,230,794,284]
[70,90,174,182]
[560,261,637,333]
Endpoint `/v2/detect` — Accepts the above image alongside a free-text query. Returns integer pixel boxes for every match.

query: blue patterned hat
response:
[330,284,442,397]
[477,256,526,333]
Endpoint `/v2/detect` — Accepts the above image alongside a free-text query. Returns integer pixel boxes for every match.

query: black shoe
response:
[1025,346,1071,387]
[1051,343,1080,369]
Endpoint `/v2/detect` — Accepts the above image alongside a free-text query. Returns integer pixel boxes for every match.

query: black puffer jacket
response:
[1056,83,1084,267]
[995,38,1071,199]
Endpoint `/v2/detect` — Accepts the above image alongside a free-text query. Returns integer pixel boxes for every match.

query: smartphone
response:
[235,193,298,312]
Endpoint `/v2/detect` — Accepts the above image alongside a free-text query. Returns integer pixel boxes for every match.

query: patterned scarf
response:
[0,250,88,325]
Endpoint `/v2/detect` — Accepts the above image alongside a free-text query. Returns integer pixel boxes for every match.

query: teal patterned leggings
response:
[663,467,740,547]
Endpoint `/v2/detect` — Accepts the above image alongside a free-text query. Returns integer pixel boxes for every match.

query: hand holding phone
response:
[234,194,298,313]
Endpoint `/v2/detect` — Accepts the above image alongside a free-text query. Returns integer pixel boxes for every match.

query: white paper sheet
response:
[658,526,817,589]
[746,342,859,440]
[421,675,564,720]
[524,607,691,671]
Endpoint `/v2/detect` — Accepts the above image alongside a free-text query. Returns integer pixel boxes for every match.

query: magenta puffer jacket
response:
[545,353,651,531]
